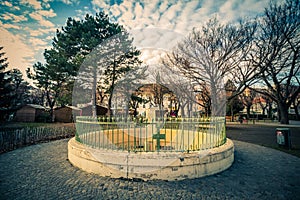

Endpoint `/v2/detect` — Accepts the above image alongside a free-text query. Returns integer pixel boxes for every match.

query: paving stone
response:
[0,139,300,199]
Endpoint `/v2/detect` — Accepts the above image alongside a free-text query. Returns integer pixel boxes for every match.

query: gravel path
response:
[0,139,300,200]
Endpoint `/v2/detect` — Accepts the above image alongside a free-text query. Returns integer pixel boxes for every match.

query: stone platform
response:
[68,138,234,181]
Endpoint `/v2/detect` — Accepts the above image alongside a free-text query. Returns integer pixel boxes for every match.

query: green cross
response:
[152,131,166,151]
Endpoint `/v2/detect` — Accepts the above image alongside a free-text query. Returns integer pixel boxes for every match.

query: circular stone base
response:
[68,138,234,181]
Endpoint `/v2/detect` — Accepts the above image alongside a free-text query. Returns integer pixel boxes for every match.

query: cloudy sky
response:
[0,0,280,81]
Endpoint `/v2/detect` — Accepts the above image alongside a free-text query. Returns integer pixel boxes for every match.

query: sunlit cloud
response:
[0,0,283,83]
[2,23,21,30]
[20,0,42,10]
[38,9,57,18]
[0,27,35,77]
[29,12,55,27]
[91,0,281,66]
[14,6,21,11]
[1,13,28,23]
[75,6,92,19]
[29,27,56,36]
[2,1,13,7]
[60,0,80,5]
[92,0,110,10]
[28,37,50,59]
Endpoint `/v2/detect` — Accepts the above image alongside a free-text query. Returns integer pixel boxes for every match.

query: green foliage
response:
[226,96,244,116]
[28,11,136,118]
[70,13,142,116]
[0,47,12,119]
[0,47,30,121]
[0,46,8,71]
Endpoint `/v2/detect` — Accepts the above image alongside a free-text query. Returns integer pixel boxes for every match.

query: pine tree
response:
[0,47,31,121]
[0,46,12,121]
[28,11,142,118]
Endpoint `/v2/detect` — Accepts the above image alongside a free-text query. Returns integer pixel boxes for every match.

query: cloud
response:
[0,0,281,83]
[90,0,282,67]
[2,1,13,7]
[14,6,21,10]
[130,28,183,50]
[38,9,57,18]
[75,6,92,19]
[29,27,56,36]
[92,0,110,10]
[28,7,57,27]
[218,0,270,22]
[0,27,35,78]
[29,37,48,46]
[29,12,55,27]
[20,0,42,10]
[1,13,28,22]
[60,0,80,5]
[2,23,21,30]
[28,38,50,53]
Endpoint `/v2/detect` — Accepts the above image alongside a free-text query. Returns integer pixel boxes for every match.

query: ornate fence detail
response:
[75,116,226,152]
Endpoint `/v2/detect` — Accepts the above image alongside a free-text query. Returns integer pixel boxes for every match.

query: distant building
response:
[81,104,108,116]
[134,83,175,120]
[15,104,47,122]
[54,105,81,123]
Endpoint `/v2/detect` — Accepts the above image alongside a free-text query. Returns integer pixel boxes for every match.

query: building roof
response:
[54,105,81,111]
[80,104,108,109]
[25,104,46,110]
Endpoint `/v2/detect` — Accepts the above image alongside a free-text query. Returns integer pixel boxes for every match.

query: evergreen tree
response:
[0,47,30,121]
[0,46,11,121]
[28,12,141,119]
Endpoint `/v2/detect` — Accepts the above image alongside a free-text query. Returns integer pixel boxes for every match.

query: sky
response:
[0,0,281,82]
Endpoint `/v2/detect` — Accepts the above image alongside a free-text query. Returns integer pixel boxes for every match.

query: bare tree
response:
[194,83,211,117]
[158,65,201,117]
[73,32,142,117]
[257,94,270,117]
[111,65,148,118]
[250,0,300,124]
[162,18,257,117]
[225,80,244,121]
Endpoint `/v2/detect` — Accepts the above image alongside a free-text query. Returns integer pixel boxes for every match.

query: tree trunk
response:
[246,105,251,120]
[293,101,300,120]
[91,67,97,117]
[180,105,185,118]
[230,105,234,122]
[49,107,54,122]
[278,103,289,124]
[267,102,272,119]
[107,58,117,117]
[295,107,300,120]
[46,90,55,122]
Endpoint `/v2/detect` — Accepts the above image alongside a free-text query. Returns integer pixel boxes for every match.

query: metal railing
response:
[75,116,226,152]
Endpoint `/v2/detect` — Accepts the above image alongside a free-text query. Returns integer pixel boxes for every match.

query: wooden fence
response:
[0,126,75,153]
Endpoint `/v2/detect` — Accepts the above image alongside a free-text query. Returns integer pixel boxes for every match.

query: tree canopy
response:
[250,0,300,124]
[162,18,257,117]
[28,11,141,118]
[162,0,299,124]
[0,47,30,121]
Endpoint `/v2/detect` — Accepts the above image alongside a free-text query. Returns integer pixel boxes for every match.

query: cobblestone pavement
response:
[0,139,300,200]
